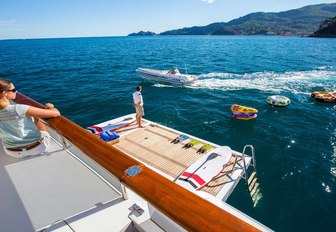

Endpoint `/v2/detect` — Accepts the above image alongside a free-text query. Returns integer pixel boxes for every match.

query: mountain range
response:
[128,3,336,36]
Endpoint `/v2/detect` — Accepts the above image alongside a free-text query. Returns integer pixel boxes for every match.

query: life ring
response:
[311,91,336,103]
[266,95,291,107]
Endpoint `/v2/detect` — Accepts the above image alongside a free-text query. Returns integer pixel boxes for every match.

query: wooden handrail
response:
[15,93,260,232]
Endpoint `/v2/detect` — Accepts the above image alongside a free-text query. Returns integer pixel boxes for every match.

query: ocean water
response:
[0,36,335,231]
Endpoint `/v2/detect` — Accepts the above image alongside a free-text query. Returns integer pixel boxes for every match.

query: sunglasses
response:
[6,88,17,93]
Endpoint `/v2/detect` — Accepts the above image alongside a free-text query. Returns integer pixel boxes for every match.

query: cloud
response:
[202,0,215,3]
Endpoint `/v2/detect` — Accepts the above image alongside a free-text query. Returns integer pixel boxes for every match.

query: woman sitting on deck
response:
[0,78,60,158]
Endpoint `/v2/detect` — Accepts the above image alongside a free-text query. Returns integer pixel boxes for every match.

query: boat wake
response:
[152,83,176,88]
[188,67,336,94]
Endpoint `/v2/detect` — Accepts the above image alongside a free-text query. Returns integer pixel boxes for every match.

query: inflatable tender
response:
[311,91,336,103]
[231,104,258,120]
[266,95,291,107]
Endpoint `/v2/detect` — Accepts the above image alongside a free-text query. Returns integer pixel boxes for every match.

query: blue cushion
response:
[100,131,120,142]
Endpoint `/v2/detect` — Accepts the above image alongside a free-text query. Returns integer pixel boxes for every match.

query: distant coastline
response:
[128,3,336,37]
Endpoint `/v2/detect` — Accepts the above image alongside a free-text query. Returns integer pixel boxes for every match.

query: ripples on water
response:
[0,36,335,231]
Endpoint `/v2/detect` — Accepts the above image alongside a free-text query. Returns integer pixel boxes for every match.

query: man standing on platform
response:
[133,86,144,128]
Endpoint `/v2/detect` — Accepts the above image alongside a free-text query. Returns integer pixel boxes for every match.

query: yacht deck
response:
[0,130,130,232]
[99,115,251,200]
[0,114,256,232]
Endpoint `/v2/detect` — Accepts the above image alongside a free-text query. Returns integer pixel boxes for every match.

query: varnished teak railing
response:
[15,93,260,232]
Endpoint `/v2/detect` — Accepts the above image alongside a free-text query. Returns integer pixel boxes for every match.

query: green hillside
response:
[158,3,336,36]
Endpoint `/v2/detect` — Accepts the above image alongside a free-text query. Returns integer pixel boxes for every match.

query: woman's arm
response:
[26,103,60,118]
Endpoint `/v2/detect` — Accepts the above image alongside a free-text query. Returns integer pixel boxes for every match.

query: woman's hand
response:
[45,103,54,109]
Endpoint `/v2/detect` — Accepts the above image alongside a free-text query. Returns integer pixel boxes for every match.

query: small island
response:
[128,31,157,36]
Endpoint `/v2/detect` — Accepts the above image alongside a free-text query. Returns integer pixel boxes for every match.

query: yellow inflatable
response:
[231,104,258,120]
[231,104,258,113]
[311,91,336,103]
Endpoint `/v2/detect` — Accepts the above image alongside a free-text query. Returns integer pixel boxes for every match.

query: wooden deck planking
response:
[113,123,244,197]
[144,126,206,164]
[115,139,185,177]
[113,125,209,178]
[114,133,184,176]
[115,139,170,173]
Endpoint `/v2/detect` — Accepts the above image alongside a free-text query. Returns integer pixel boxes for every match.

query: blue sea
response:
[0,36,335,231]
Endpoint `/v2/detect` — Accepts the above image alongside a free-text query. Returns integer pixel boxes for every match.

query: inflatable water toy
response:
[231,104,258,120]
[311,91,336,103]
[266,95,291,107]
[231,104,258,113]
[232,112,257,120]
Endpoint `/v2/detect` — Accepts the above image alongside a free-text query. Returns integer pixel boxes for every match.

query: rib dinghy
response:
[136,67,196,85]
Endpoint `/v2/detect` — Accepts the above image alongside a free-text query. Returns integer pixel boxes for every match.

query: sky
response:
[1,0,335,39]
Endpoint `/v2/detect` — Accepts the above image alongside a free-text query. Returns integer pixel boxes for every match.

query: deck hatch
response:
[125,165,142,176]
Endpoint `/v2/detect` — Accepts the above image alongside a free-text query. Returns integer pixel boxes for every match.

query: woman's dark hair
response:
[136,86,142,91]
[0,79,12,92]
